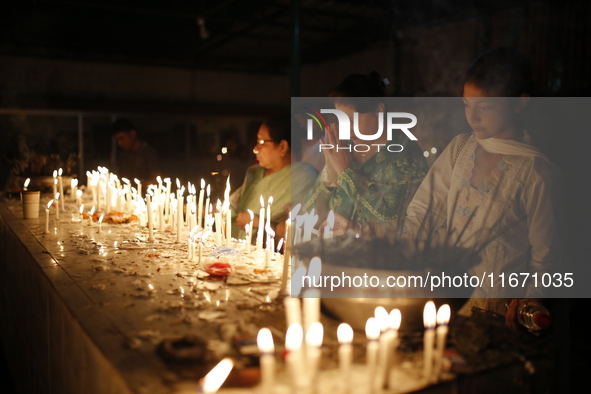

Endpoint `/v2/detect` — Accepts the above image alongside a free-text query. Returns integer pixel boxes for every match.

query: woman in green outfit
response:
[303,72,427,236]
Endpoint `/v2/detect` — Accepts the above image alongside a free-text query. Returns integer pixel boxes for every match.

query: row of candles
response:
[196,299,451,393]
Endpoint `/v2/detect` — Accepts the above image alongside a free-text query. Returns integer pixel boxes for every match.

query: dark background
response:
[1,0,590,392]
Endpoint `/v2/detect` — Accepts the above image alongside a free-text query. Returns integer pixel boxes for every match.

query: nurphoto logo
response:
[302,107,418,153]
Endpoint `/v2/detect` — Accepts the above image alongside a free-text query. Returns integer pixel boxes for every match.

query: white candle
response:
[306,322,323,392]
[88,206,95,226]
[386,309,402,389]
[375,306,389,390]
[303,211,318,242]
[52,172,58,200]
[134,179,142,202]
[433,304,450,381]
[55,193,60,220]
[79,204,84,222]
[165,178,172,221]
[280,214,292,295]
[44,200,53,233]
[257,328,275,394]
[284,296,302,328]
[198,358,234,393]
[70,178,77,200]
[214,200,222,246]
[246,209,254,248]
[423,301,436,380]
[256,195,265,251]
[98,214,105,233]
[176,191,184,244]
[366,317,380,394]
[338,323,353,394]
[75,189,82,207]
[146,194,155,242]
[204,184,210,229]
[303,288,321,335]
[244,224,251,253]
[198,179,205,229]
[285,324,305,391]
[225,206,232,247]
[58,168,65,212]
[266,196,273,233]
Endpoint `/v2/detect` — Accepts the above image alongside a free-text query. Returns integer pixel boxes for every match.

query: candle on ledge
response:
[75,189,82,207]
[165,178,172,220]
[44,200,53,233]
[374,306,389,390]
[306,321,323,392]
[256,195,265,251]
[285,324,305,392]
[224,201,231,247]
[366,317,380,394]
[78,204,84,222]
[266,196,273,234]
[423,301,436,380]
[257,328,275,394]
[214,200,222,246]
[158,192,165,232]
[176,189,184,244]
[386,308,402,389]
[198,358,234,393]
[134,178,142,203]
[55,193,60,220]
[97,214,105,234]
[303,288,321,335]
[70,178,77,200]
[198,179,205,229]
[338,323,354,394]
[204,184,211,229]
[52,171,58,200]
[58,168,65,212]
[88,206,95,226]
[146,194,155,242]
[433,304,450,381]
[244,224,251,253]
[246,209,254,248]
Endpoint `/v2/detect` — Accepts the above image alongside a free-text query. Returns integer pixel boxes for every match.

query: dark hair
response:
[330,71,388,113]
[263,117,291,148]
[465,48,533,97]
[112,118,136,134]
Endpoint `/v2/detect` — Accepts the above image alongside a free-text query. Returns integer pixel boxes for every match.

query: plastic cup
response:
[21,191,40,219]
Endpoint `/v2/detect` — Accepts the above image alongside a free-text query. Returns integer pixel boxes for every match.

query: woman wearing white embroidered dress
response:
[404,48,565,329]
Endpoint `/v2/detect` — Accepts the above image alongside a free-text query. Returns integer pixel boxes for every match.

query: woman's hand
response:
[322,123,353,177]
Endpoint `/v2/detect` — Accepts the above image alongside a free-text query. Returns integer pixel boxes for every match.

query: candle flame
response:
[276,238,284,252]
[176,178,180,188]
[285,324,303,351]
[260,195,264,207]
[365,317,380,340]
[79,204,84,214]
[337,323,353,344]
[267,196,273,206]
[216,199,221,210]
[200,358,234,393]
[156,176,162,184]
[134,178,140,185]
[306,322,324,347]
[436,304,451,326]
[56,192,60,200]
[98,214,105,224]
[423,301,437,329]
[374,306,389,332]
[201,178,205,189]
[257,328,274,353]
[90,206,95,215]
[389,309,402,330]
[58,168,63,176]
[206,184,211,196]
[247,209,254,221]
[164,177,171,184]
[121,177,130,184]
[76,189,83,197]
[24,178,30,188]
[46,200,54,209]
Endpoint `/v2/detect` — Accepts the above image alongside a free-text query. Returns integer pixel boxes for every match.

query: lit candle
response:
[244,224,251,253]
[52,171,58,200]
[44,200,53,233]
[285,324,305,392]
[146,194,155,242]
[324,210,335,238]
[214,200,222,246]
[58,168,65,212]
[158,192,165,232]
[257,328,275,394]
[23,178,30,191]
[306,322,323,393]
[70,178,77,200]
[366,317,380,394]
[303,288,321,335]
[198,358,234,393]
[423,301,436,380]
[433,304,450,381]
[204,184,210,229]
[79,204,84,222]
[386,309,402,389]
[246,209,254,248]
[122,178,131,212]
[176,188,184,244]
[266,196,273,233]
[280,213,292,295]
[375,306,389,390]
[256,195,265,251]
[165,178,172,221]
[284,296,302,328]
[75,189,82,207]
[55,193,60,220]
[224,201,231,247]
[338,323,353,394]
[97,214,105,234]
[198,179,205,229]
[88,206,95,226]
[134,178,142,202]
